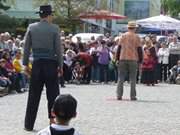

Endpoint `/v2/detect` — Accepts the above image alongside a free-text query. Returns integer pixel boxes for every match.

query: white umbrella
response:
[137,15,180,30]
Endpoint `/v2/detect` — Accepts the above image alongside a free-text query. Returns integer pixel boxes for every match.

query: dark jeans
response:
[91,65,99,82]
[63,63,72,82]
[157,63,169,81]
[24,59,59,130]
[83,66,92,84]
[99,64,108,83]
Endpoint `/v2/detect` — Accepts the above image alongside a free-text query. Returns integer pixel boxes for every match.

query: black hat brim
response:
[35,11,55,14]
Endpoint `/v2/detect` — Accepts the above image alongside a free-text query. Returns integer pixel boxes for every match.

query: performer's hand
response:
[58,68,63,77]
[24,66,30,74]
[115,60,119,66]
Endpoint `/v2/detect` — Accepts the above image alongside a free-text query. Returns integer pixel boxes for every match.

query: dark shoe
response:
[16,89,24,93]
[131,97,137,101]
[61,85,66,88]
[24,127,33,131]
[117,97,122,100]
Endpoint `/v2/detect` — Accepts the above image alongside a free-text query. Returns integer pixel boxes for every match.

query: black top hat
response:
[36,5,54,15]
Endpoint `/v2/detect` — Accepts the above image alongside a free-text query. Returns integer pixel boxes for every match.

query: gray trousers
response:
[116,60,138,98]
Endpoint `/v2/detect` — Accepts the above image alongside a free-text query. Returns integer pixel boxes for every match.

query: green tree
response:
[0,0,15,14]
[34,0,96,32]
[34,0,95,19]
[161,0,180,17]
[0,0,10,11]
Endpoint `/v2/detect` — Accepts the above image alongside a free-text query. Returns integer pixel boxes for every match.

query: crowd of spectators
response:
[0,30,180,97]
[0,32,29,97]
[60,31,180,87]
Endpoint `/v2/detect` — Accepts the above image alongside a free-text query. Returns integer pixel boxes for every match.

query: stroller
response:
[72,62,85,84]
[169,65,180,84]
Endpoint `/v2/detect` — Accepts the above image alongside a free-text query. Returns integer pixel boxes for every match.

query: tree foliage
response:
[0,0,10,11]
[161,0,180,17]
[34,0,96,33]
[0,0,15,13]
[34,0,95,19]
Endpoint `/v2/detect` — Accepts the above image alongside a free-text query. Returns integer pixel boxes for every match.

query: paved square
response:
[0,83,180,135]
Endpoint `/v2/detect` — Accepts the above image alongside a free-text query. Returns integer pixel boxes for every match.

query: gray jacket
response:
[23,20,63,68]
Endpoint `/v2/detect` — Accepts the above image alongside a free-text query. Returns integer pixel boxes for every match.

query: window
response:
[124,0,150,19]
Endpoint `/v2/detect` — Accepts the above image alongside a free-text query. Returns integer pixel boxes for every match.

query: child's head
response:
[161,42,167,48]
[53,94,77,122]
[0,59,6,67]
[15,50,22,59]
[2,51,10,60]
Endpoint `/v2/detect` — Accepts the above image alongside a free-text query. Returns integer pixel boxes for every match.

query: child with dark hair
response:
[37,94,81,135]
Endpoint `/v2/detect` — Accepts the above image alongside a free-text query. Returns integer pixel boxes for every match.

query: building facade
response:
[84,0,161,34]
[5,0,38,19]
[5,0,161,34]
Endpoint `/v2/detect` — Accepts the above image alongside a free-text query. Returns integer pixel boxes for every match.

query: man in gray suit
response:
[23,5,63,131]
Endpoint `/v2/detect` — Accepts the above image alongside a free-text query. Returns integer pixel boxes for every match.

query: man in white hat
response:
[116,21,143,101]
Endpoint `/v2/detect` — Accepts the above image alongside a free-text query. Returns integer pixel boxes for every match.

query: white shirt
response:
[168,42,180,54]
[157,48,169,64]
[37,124,81,135]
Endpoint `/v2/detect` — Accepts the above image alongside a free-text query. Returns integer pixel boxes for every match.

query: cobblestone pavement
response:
[0,83,180,135]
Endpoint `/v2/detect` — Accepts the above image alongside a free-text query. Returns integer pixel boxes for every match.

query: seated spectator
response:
[72,62,84,84]
[37,94,80,135]
[64,49,76,82]
[0,59,12,91]
[1,51,14,72]
[169,60,180,84]
[74,51,92,84]
[13,50,29,91]
[1,51,22,93]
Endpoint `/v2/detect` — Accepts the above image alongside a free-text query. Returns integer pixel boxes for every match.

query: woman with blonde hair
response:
[141,37,157,86]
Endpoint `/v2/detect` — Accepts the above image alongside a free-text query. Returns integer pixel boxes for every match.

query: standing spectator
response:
[109,41,118,83]
[157,42,169,82]
[169,36,180,68]
[89,42,99,82]
[97,40,110,84]
[141,37,157,85]
[23,5,63,131]
[141,48,156,86]
[116,21,142,100]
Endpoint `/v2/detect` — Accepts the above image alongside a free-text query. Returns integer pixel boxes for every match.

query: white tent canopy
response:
[137,15,180,30]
